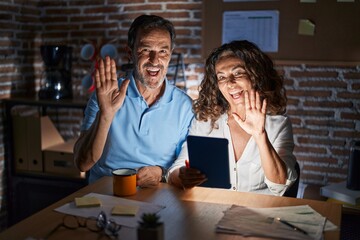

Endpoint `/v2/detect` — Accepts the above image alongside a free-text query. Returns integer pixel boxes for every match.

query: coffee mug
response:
[112,168,137,197]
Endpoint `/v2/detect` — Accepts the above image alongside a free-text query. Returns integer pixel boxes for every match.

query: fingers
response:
[105,56,111,81]
[245,90,266,112]
[95,68,101,88]
[110,58,117,81]
[255,91,261,110]
[136,166,161,188]
[178,167,207,188]
[95,56,117,88]
[232,112,244,123]
[119,79,130,94]
[249,90,256,109]
[261,98,267,114]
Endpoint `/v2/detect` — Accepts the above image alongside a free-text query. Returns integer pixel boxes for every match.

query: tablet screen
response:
[187,135,231,189]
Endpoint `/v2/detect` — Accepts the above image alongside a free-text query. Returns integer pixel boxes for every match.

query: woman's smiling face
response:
[215,53,253,109]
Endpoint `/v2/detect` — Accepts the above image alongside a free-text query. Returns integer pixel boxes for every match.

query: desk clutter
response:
[60,192,338,240]
[56,193,165,228]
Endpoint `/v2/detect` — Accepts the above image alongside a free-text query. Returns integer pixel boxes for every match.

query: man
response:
[74,15,194,187]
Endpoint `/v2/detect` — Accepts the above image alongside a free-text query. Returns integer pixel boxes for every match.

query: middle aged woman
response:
[167,40,298,196]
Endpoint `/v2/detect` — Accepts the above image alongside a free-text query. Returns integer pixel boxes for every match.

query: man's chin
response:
[145,78,164,89]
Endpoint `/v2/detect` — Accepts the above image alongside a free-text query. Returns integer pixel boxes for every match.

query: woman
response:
[167,40,297,196]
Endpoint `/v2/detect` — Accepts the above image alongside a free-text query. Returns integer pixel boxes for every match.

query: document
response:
[216,205,337,240]
[55,192,165,228]
[222,10,279,52]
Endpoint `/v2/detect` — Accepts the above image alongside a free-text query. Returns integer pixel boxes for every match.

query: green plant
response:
[138,213,162,229]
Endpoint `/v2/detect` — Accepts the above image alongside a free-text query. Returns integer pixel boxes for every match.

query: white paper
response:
[55,192,165,228]
[216,205,338,240]
[222,10,279,52]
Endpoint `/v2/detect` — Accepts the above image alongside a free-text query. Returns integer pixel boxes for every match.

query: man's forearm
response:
[74,112,113,172]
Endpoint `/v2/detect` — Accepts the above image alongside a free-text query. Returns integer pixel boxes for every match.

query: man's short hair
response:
[127,14,176,51]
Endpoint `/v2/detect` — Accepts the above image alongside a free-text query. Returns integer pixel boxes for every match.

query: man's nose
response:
[149,51,159,65]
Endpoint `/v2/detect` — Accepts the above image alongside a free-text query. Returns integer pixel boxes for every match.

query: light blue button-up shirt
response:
[81,72,194,183]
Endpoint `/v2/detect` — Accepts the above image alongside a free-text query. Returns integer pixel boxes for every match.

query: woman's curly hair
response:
[193,40,287,129]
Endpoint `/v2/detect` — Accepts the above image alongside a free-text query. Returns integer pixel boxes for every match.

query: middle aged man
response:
[74,14,194,187]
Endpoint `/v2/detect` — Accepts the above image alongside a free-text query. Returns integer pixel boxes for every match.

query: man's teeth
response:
[148,70,159,76]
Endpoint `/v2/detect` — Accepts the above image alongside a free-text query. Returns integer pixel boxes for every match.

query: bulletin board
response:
[202,0,360,63]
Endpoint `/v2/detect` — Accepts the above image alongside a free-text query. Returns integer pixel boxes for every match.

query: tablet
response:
[187,135,231,189]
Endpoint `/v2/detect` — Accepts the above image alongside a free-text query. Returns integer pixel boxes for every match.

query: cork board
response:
[202,0,360,62]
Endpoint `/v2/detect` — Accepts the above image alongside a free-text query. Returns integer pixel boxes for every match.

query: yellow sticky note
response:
[111,205,139,216]
[75,197,101,208]
[298,19,315,36]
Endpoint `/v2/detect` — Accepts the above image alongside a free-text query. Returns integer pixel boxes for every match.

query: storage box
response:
[13,115,64,173]
[43,139,84,178]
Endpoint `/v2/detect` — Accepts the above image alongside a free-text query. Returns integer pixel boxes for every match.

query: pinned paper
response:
[111,205,139,216]
[75,197,101,208]
[298,19,315,36]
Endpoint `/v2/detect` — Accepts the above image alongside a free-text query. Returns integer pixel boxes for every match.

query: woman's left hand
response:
[233,90,267,138]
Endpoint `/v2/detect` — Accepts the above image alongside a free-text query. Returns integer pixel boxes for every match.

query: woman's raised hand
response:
[233,90,267,138]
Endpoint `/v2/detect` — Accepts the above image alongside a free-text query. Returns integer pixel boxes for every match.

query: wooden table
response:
[0,176,341,240]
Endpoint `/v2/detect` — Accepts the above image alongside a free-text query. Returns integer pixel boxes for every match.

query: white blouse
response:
[168,114,298,196]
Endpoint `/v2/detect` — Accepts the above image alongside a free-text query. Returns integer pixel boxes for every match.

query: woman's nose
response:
[227,75,236,85]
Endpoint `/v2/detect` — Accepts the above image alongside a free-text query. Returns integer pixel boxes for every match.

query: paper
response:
[75,197,101,208]
[55,193,165,228]
[222,10,279,52]
[216,205,337,240]
[111,205,139,216]
[298,19,315,36]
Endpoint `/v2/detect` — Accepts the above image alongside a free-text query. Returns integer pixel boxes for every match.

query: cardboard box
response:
[13,115,65,173]
[43,139,84,178]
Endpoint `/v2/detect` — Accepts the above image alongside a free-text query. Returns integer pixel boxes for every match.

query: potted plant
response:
[137,213,164,240]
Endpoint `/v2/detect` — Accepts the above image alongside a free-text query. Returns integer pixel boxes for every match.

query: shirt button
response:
[234,168,236,171]
[233,187,236,190]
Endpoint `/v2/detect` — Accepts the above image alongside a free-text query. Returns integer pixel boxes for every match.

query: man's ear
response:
[125,46,132,60]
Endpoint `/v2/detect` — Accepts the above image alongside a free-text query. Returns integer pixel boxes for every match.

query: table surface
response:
[0,176,341,240]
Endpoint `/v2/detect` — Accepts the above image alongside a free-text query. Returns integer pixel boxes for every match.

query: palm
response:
[95,57,129,116]
[233,90,267,136]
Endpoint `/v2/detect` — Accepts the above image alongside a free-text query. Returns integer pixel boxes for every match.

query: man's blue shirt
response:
[81,72,194,183]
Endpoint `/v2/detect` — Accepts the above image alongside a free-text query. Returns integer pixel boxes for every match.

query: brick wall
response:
[0,0,359,230]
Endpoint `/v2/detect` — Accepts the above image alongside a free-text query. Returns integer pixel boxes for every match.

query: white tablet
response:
[187,135,231,189]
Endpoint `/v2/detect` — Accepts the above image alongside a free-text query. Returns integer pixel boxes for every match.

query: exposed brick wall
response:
[281,63,360,184]
[0,0,359,230]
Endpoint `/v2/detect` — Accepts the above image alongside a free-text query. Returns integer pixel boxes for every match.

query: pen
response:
[276,217,308,235]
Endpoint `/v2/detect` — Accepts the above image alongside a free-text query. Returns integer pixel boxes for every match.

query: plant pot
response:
[137,223,164,240]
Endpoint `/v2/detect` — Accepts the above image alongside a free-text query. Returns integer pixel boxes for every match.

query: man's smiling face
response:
[132,28,172,89]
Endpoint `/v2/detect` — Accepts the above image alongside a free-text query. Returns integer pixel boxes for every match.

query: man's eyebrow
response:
[138,42,171,50]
